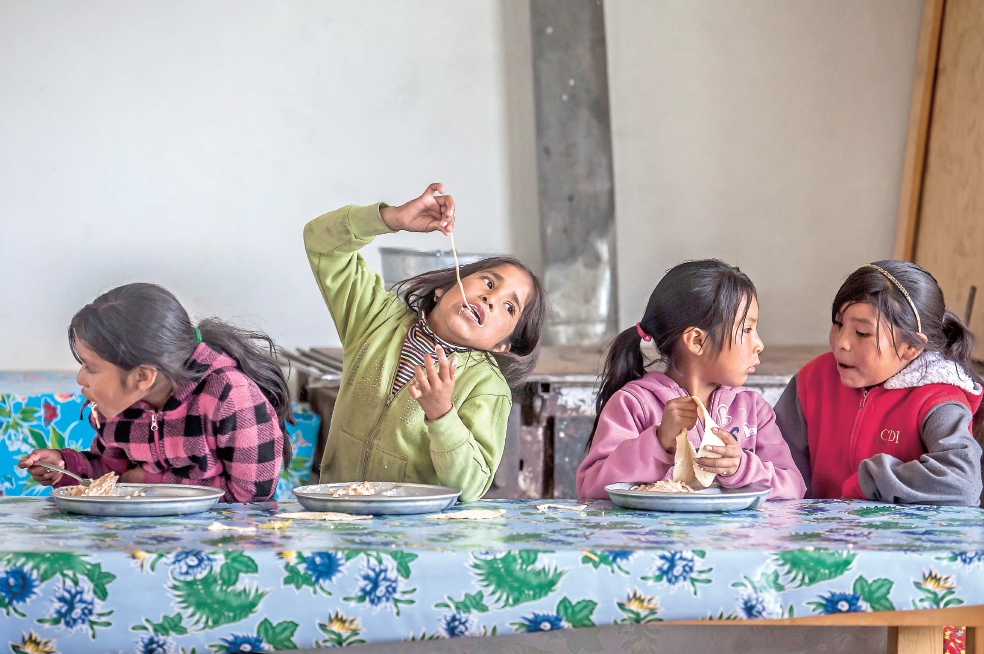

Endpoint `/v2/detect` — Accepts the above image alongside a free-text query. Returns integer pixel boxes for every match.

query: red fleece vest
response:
[797,352,980,499]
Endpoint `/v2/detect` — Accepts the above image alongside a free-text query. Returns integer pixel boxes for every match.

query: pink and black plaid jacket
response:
[58,343,285,502]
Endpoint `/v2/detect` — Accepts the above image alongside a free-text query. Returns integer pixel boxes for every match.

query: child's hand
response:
[17,449,66,486]
[120,467,145,483]
[696,428,743,478]
[655,397,699,451]
[408,345,458,421]
[380,182,456,236]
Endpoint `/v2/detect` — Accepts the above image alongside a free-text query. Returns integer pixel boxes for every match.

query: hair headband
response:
[194,327,202,345]
[861,263,922,334]
[636,323,652,342]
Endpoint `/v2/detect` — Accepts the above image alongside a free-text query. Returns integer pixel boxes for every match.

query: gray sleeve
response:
[857,402,983,507]
[773,374,813,496]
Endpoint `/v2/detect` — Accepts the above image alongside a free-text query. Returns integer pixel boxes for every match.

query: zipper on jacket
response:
[359,352,464,479]
[150,412,165,467]
[847,388,870,467]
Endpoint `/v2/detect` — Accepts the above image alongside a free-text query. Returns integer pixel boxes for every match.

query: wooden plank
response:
[671,604,984,627]
[888,626,944,654]
[893,0,945,261]
[969,626,983,654]
[912,0,984,360]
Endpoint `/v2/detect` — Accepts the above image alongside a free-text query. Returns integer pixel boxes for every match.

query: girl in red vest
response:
[775,261,983,505]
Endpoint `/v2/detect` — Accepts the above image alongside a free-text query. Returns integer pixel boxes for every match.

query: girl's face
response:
[704,295,764,387]
[428,263,534,352]
[75,340,158,419]
[828,302,920,388]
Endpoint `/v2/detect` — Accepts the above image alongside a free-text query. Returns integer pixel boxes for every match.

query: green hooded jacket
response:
[304,203,511,502]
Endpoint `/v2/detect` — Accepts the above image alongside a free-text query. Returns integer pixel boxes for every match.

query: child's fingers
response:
[435,347,451,383]
[710,428,738,444]
[426,182,445,197]
[449,357,457,382]
[414,365,432,394]
[424,351,440,383]
[441,196,456,233]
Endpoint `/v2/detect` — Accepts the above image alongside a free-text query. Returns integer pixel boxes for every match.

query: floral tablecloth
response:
[0,497,982,653]
[0,372,320,499]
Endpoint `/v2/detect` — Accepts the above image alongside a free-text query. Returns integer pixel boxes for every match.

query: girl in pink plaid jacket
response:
[18,283,293,502]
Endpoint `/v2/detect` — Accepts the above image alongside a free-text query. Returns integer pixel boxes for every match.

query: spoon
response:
[34,461,91,487]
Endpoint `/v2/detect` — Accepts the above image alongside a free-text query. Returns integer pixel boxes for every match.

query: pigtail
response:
[940,310,984,426]
[197,318,295,469]
[586,327,647,450]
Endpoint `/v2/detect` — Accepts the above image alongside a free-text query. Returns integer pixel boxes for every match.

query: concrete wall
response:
[0,0,539,369]
[605,0,923,345]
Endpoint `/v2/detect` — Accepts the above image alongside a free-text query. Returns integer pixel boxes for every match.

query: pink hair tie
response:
[636,322,652,342]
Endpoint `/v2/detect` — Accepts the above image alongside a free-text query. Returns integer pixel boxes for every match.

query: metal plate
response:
[51,483,224,517]
[293,482,460,516]
[604,483,771,513]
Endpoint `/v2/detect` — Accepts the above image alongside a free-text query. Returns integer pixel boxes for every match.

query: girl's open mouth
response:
[460,303,485,326]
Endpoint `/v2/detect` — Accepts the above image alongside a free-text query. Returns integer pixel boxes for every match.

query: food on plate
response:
[65,472,118,496]
[330,481,376,497]
[672,396,726,489]
[630,480,694,493]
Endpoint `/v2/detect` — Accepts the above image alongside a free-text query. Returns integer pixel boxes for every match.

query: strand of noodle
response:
[448,232,477,321]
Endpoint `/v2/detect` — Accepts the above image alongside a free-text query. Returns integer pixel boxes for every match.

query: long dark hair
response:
[587,260,757,449]
[68,283,294,468]
[833,260,982,422]
[393,257,545,388]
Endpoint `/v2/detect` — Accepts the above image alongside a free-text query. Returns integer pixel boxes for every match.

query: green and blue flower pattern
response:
[1,497,983,652]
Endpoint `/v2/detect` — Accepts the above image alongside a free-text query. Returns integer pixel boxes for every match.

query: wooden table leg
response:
[887,626,944,654]
[968,626,983,654]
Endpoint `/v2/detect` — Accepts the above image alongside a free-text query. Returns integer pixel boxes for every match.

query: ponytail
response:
[940,310,984,427]
[587,327,648,449]
[197,318,296,468]
[585,260,757,451]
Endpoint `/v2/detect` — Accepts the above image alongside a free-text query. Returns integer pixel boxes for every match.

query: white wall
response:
[605,0,923,345]
[1,0,926,368]
[0,0,539,369]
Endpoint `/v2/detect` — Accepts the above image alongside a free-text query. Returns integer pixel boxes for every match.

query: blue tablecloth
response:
[0,372,320,499]
[0,497,981,652]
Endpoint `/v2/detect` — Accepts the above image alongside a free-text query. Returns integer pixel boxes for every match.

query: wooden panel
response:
[969,626,984,654]
[894,0,946,260]
[671,604,984,627]
[888,626,944,654]
[913,0,984,359]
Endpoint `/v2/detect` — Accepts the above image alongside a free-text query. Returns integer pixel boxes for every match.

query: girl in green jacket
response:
[304,183,546,501]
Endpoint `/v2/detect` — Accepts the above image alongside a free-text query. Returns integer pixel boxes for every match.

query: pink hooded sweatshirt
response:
[576,371,806,500]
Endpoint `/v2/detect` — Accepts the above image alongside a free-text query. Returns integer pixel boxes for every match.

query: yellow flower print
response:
[11,630,58,654]
[618,589,660,613]
[278,550,297,565]
[323,610,360,633]
[917,570,956,592]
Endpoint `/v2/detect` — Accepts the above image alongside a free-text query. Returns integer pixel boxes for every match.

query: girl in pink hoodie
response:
[576,260,805,500]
